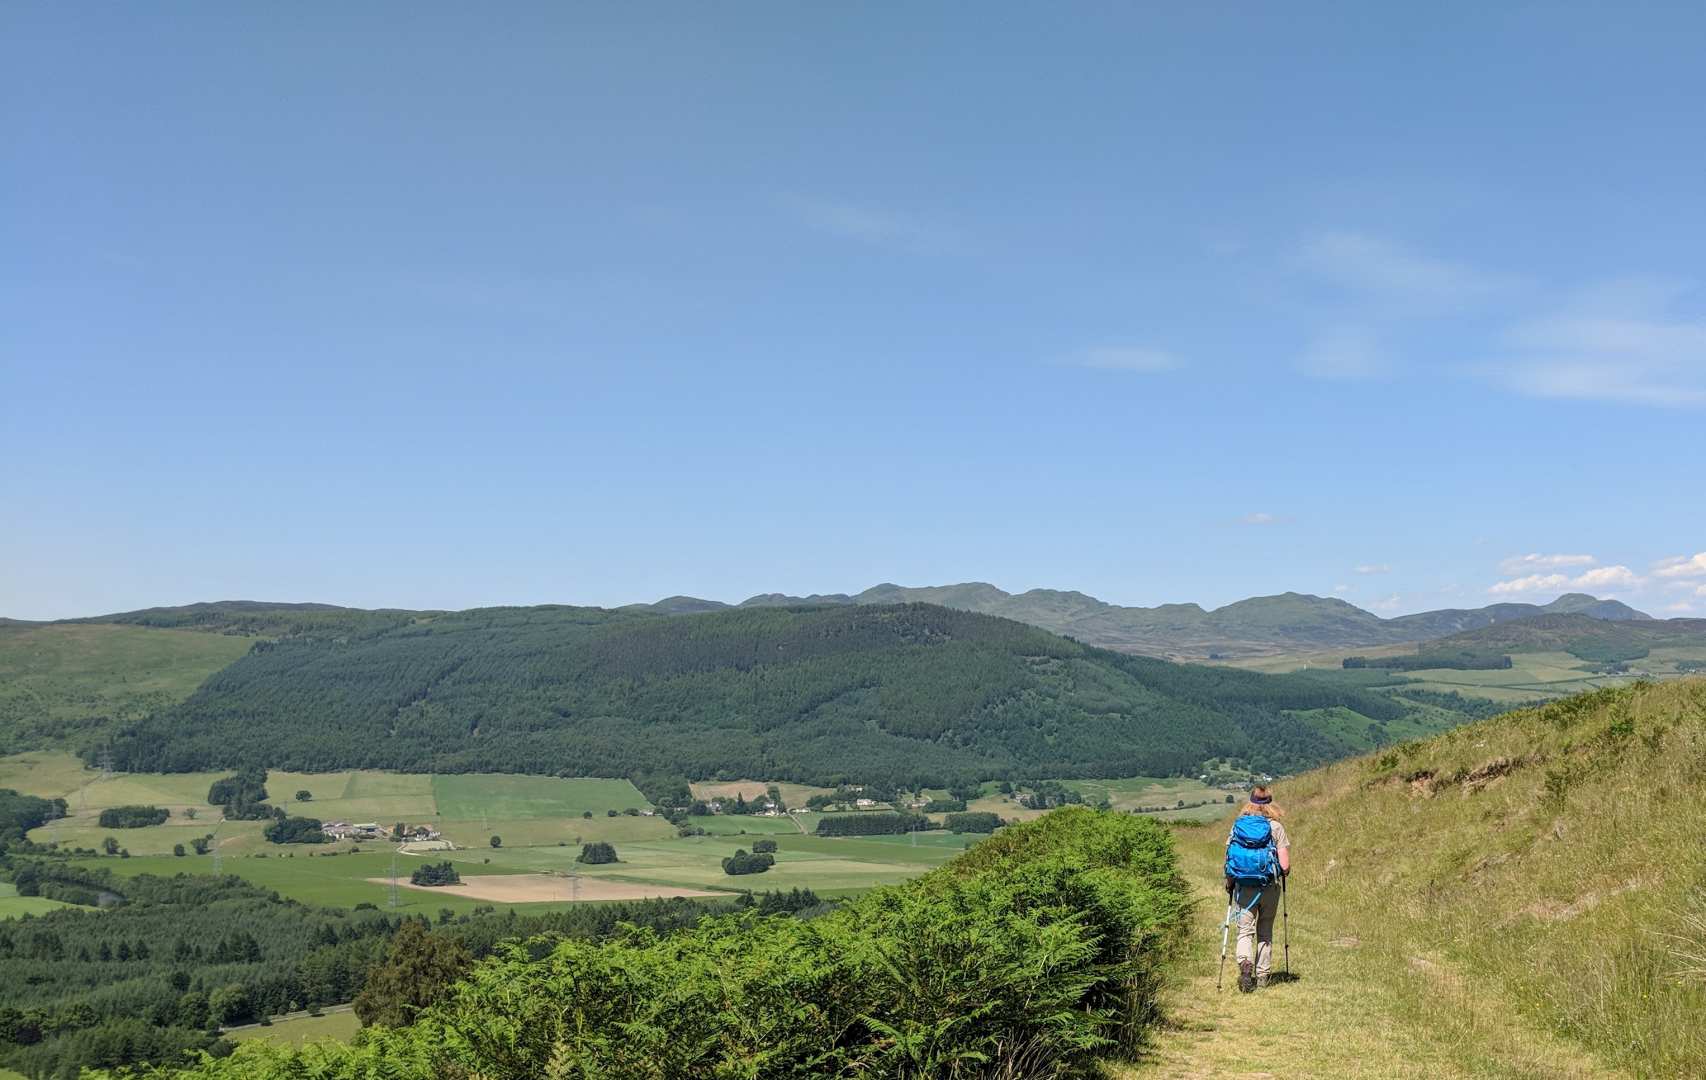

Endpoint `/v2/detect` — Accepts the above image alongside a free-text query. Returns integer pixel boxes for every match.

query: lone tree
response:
[352,921,472,1028]
[489,835,502,849]
[577,841,618,864]
[751,838,778,854]
[295,790,312,802]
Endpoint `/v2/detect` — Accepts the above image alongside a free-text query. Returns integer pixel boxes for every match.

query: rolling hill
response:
[1420,611,1706,656]
[90,603,1429,788]
[638,584,1650,658]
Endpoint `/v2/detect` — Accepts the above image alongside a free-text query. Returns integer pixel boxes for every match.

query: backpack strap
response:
[1233,884,1264,913]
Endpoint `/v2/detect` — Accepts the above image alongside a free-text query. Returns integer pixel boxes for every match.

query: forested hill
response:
[633,584,1651,658]
[99,603,1410,788]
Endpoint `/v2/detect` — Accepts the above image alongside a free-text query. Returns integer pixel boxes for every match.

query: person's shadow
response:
[1265,971,1302,985]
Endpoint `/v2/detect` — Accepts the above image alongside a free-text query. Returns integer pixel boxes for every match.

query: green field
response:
[0,622,252,748]
[0,880,78,919]
[3,753,675,856]
[229,1008,361,1047]
[1222,645,1706,704]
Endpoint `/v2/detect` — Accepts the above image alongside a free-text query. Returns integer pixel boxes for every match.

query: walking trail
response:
[1106,835,1625,1080]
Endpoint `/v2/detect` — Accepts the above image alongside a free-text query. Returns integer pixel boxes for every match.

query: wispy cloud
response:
[780,195,957,254]
[1238,512,1280,526]
[1298,231,1521,308]
[1354,563,1391,575]
[1491,280,1706,408]
[1332,583,1351,594]
[1499,553,1596,575]
[1654,552,1706,579]
[1298,326,1391,379]
[1369,593,1403,612]
[1066,346,1183,373]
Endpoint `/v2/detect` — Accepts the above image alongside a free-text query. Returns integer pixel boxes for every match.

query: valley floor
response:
[1112,826,1630,1078]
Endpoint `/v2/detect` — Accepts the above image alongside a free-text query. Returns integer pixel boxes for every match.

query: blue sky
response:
[4,4,1705,621]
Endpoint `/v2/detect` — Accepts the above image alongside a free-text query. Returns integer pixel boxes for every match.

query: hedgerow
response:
[119,807,1189,1080]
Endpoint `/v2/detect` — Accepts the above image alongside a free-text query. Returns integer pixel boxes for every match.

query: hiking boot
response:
[1238,959,1254,993]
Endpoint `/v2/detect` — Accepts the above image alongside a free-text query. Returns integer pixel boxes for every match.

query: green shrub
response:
[576,841,618,865]
[128,807,1188,1080]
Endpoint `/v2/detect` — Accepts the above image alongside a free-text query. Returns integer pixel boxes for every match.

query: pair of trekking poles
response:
[1216,871,1287,991]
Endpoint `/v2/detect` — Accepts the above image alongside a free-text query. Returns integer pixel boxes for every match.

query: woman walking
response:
[1224,785,1290,992]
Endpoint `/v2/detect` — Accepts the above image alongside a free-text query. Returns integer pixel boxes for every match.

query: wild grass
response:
[1122,678,1706,1079]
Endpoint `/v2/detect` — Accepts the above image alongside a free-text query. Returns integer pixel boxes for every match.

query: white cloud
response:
[1699,584,1706,598]
[1488,573,1571,596]
[1239,512,1279,526]
[1332,583,1351,594]
[1491,280,1706,408]
[1298,326,1391,379]
[1298,231,1520,306]
[1068,346,1183,373]
[1369,594,1403,612]
[1487,564,1641,595]
[1654,552,1706,579]
[1573,565,1642,590]
[1354,564,1391,575]
[1664,601,1698,614]
[1499,553,1596,575]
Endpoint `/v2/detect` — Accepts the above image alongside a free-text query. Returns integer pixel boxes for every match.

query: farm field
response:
[1220,646,1706,703]
[73,824,973,908]
[229,1008,360,1047]
[0,881,76,919]
[9,754,1014,904]
[966,778,1239,825]
[4,752,671,855]
[689,780,836,807]
[381,874,721,903]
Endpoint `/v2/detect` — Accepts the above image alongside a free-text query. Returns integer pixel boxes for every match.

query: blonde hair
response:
[1239,786,1284,819]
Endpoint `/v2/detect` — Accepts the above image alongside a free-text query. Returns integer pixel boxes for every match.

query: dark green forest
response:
[96,604,1414,787]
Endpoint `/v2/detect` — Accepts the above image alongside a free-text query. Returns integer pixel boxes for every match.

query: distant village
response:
[320,821,441,842]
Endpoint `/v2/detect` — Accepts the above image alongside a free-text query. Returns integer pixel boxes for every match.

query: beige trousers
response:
[1232,882,1280,980]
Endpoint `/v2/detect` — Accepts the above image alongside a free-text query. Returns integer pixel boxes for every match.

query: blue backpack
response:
[1224,814,1278,886]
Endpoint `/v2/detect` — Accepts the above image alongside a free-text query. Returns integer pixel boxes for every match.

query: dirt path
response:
[1108,842,1624,1080]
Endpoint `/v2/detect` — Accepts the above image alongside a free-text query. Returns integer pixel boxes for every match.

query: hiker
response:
[1225,785,1289,992]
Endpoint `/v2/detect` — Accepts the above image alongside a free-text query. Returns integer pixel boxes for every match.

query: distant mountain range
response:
[620,584,1650,659]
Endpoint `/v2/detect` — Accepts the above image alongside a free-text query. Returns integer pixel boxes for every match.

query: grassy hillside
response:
[98,603,1419,787]
[0,624,254,751]
[1121,678,1706,1078]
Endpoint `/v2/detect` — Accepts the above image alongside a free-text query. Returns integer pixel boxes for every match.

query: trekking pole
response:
[1216,897,1235,991]
[1281,872,1290,977]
